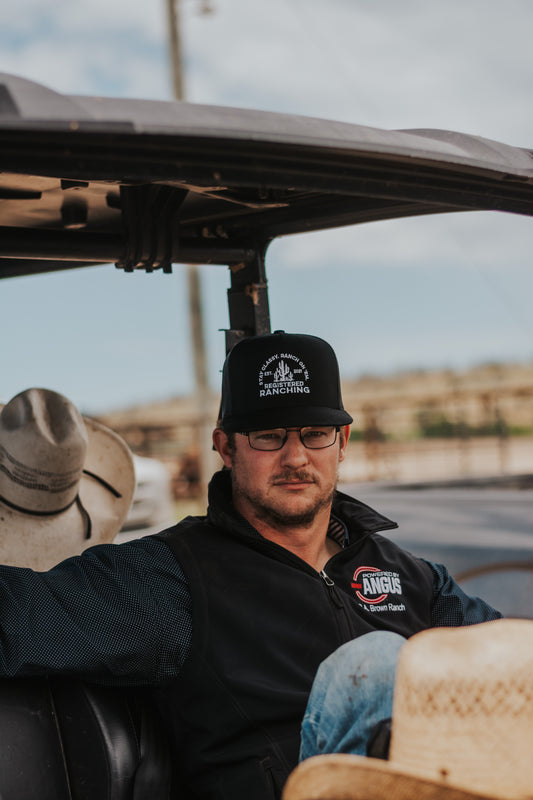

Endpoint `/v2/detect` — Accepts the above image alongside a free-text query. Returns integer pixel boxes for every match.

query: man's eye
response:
[306,429,327,439]
[257,432,282,442]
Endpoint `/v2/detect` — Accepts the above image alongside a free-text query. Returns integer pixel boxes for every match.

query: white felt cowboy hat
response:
[0,387,135,570]
[283,618,533,800]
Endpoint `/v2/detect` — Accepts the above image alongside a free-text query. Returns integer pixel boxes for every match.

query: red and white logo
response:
[351,566,402,604]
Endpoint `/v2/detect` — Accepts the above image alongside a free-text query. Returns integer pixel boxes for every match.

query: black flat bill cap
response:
[220,331,353,432]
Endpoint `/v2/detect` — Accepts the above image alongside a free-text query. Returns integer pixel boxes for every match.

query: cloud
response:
[0,0,169,97]
[184,0,533,144]
[271,211,533,273]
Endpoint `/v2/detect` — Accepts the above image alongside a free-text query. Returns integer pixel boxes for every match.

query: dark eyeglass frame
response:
[240,426,340,451]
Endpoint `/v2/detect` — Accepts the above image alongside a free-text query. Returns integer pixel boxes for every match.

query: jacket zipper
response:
[245,536,360,640]
[319,569,355,640]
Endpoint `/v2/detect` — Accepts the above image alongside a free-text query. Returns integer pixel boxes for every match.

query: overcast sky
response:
[1,0,533,414]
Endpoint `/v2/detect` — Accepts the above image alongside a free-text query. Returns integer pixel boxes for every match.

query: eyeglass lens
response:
[247,427,338,451]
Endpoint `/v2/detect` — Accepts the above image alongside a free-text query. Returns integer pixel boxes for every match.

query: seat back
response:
[0,676,172,800]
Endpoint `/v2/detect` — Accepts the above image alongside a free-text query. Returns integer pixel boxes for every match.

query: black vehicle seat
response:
[0,676,172,800]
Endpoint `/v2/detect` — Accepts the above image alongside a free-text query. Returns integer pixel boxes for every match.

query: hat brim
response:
[0,414,135,571]
[282,755,496,800]
[222,406,353,432]
[81,416,136,539]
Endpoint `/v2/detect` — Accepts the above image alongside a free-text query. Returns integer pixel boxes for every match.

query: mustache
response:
[272,470,317,484]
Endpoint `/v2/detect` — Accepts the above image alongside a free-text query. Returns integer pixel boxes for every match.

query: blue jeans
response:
[299,631,405,760]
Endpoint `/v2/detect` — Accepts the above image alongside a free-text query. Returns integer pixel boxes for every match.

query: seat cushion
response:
[0,677,172,800]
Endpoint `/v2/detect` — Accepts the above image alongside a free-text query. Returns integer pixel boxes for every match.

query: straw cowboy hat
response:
[283,618,533,800]
[0,387,135,570]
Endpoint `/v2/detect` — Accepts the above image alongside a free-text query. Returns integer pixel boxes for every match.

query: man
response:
[0,333,500,800]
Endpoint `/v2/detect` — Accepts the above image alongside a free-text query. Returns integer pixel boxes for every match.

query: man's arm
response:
[0,536,192,684]
[424,559,503,626]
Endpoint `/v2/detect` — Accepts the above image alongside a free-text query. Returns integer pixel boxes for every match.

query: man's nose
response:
[279,430,309,465]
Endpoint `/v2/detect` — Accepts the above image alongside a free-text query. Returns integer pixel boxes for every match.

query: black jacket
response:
[154,471,434,800]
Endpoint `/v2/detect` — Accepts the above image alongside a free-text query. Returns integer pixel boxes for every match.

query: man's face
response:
[213,426,349,530]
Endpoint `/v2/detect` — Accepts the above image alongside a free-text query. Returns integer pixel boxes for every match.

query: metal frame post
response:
[225,246,271,353]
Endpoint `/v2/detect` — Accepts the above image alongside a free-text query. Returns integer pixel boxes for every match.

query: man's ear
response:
[339,425,350,463]
[212,428,233,468]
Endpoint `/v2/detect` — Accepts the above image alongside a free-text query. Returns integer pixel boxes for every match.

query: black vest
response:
[153,471,434,800]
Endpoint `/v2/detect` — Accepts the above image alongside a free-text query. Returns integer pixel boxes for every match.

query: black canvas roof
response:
[1,72,533,279]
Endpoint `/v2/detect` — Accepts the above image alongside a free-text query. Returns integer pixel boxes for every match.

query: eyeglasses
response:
[241,426,339,451]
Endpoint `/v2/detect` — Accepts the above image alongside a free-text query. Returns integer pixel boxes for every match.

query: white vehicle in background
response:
[117,455,175,539]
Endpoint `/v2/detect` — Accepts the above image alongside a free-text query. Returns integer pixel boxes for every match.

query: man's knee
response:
[300,632,406,760]
[314,631,405,692]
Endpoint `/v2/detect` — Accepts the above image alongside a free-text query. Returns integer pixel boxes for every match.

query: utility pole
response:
[166,0,215,507]
[166,0,185,100]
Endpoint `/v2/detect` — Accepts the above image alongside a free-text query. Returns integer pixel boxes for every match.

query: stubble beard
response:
[231,467,338,531]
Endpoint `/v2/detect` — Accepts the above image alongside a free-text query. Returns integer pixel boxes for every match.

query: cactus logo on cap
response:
[258,352,311,398]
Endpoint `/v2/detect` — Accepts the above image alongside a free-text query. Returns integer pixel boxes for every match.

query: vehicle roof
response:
[1,72,533,278]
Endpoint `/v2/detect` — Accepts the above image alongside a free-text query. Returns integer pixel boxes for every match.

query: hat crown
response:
[0,388,88,513]
[390,619,533,799]
[220,331,352,431]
